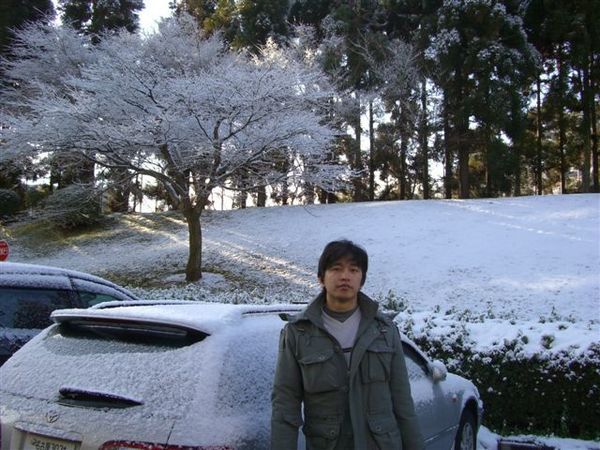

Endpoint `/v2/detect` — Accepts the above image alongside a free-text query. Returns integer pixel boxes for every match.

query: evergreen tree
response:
[58,0,91,30]
[0,0,54,57]
[59,0,144,35]
[427,0,537,198]
[0,0,55,210]
[524,0,599,194]
[236,0,289,50]
[90,0,144,35]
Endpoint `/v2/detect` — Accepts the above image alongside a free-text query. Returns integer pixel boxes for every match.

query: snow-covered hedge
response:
[393,306,600,441]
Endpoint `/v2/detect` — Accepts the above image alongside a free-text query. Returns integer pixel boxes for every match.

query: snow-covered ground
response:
[6,194,600,449]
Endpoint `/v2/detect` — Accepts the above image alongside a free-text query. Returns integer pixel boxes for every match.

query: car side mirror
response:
[428,361,448,382]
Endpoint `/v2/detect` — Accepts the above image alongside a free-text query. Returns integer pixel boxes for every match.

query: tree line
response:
[1,0,598,206]
[0,0,598,281]
[172,0,598,200]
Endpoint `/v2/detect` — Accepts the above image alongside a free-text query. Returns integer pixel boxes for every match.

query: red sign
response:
[0,240,9,261]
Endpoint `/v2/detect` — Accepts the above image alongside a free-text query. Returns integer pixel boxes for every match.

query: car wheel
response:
[454,409,476,450]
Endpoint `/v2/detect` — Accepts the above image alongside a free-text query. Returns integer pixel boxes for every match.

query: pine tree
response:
[427,0,537,198]
[0,0,55,209]
[0,0,54,57]
[59,0,144,35]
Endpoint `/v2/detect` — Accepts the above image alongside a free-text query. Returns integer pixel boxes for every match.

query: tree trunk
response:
[368,100,375,201]
[256,185,267,207]
[457,109,470,199]
[400,135,408,200]
[353,93,364,201]
[443,93,453,199]
[485,124,493,198]
[420,79,430,199]
[458,143,470,199]
[581,62,592,192]
[535,75,543,195]
[592,55,599,192]
[482,82,498,198]
[514,142,522,197]
[558,46,567,194]
[183,206,203,282]
[511,94,522,197]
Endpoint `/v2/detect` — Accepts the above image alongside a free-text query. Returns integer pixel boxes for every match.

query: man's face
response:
[319,255,363,307]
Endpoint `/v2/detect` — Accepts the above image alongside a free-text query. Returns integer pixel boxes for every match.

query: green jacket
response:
[271,293,425,450]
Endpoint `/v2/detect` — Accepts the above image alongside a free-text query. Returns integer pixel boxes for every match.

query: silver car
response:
[0,301,482,449]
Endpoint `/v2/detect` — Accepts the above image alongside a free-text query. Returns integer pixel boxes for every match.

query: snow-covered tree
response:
[0,15,343,281]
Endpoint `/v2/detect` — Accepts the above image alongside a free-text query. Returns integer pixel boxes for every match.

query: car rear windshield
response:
[57,318,208,349]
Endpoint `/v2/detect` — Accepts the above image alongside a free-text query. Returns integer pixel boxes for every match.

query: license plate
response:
[23,433,79,450]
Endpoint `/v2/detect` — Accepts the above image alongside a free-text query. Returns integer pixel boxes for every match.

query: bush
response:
[405,330,600,440]
[43,184,102,230]
[0,189,21,217]
[25,185,51,209]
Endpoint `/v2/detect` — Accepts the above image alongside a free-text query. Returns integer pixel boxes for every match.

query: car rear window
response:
[0,288,74,329]
[55,318,208,350]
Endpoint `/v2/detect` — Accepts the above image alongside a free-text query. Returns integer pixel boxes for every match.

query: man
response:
[271,240,425,450]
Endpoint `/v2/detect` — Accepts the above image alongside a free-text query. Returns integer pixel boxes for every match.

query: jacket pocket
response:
[361,339,394,383]
[367,414,402,450]
[282,413,303,428]
[303,419,341,450]
[299,348,339,393]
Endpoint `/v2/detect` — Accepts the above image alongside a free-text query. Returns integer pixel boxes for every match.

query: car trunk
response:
[0,312,213,448]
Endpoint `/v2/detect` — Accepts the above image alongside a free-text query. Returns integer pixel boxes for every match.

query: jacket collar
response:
[293,291,380,328]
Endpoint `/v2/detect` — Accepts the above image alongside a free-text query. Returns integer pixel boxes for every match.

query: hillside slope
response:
[6,194,598,323]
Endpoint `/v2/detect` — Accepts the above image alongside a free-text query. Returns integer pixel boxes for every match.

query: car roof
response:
[0,262,137,297]
[51,301,304,335]
[2,262,112,282]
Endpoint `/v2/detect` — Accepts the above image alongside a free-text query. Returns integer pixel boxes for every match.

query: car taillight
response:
[100,442,233,450]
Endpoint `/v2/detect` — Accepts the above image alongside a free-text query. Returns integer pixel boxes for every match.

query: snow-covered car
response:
[0,262,138,365]
[0,301,483,450]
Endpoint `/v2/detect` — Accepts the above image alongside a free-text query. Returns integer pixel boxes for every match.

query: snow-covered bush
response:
[43,185,102,230]
[462,344,600,440]
[396,308,600,440]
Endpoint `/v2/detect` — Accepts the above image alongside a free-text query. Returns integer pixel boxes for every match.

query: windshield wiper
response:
[58,387,143,409]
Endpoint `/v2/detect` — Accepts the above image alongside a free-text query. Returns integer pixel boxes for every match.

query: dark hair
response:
[317,240,368,286]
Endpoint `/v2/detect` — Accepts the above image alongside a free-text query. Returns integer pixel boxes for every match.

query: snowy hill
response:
[8,193,599,354]
[11,194,598,319]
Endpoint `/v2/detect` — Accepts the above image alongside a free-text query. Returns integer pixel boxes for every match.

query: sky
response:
[139,0,173,32]
[6,193,600,449]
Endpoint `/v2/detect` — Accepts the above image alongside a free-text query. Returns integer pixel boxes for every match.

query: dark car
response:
[0,262,138,365]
